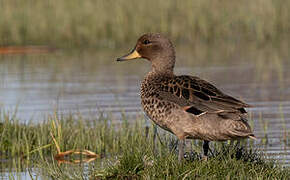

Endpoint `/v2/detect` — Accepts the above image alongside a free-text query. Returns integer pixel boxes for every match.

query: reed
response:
[0,0,289,48]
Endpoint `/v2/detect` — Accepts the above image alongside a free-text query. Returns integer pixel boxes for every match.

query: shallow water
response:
[0,49,289,177]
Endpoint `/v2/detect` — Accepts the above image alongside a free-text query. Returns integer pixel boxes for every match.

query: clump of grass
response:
[93,144,289,179]
[0,110,135,160]
[0,0,290,48]
[0,111,289,179]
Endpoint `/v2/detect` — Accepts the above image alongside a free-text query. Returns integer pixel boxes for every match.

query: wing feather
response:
[158,75,251,114]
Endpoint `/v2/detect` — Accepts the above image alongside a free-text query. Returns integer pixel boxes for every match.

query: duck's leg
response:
[203,140,210,161]
[152,124,158,154]
[178,139,185,162]
[236,139,241,147]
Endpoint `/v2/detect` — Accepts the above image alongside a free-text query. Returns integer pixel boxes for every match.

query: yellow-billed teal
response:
[117,33,255,161]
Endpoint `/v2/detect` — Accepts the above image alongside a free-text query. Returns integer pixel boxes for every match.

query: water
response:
[0,50,289,178]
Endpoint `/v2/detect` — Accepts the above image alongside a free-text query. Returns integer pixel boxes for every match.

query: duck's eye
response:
[143,39,151,45]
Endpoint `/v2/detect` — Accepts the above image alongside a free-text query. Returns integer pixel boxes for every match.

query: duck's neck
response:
[151,56,175,76]
[147,66,175,79]
[152,64,174,74]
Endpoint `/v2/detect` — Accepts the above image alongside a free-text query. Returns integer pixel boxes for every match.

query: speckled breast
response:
[140,75,176,131]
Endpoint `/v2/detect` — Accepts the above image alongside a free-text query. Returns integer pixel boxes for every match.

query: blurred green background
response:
[0,0,289,49]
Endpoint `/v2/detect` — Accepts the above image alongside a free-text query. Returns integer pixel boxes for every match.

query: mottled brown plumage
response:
[117,33,255,160]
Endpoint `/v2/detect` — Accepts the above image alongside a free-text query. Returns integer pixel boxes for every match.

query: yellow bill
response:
[117,48,141,61]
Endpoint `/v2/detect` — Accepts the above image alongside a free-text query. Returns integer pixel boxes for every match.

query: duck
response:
[117,33,255,161]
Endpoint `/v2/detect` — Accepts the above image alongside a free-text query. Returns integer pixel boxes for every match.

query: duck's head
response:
[117,33,175,73]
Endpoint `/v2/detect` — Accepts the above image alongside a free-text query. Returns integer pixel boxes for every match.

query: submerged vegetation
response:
[0,111,289,179]
[0,0,289,48]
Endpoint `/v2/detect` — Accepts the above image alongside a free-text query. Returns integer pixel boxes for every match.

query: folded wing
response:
[158,75,251,117]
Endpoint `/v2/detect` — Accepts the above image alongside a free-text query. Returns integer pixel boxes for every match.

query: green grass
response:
[0,111,135,159]
[93,149,289,179]
[0,0,290,48]
[0,111,289,179]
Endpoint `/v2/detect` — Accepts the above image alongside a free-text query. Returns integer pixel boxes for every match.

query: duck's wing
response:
[158,75,252,115]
